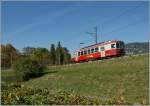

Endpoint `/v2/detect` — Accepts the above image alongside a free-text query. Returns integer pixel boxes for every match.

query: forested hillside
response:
[125,42,149,55]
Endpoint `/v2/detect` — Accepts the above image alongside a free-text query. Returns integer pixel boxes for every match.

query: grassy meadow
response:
[1,69,16,84]
[1,54,149,104]
[23,54,149,104]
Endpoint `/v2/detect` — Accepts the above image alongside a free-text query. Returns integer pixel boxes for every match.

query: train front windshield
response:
[116,41,125,49]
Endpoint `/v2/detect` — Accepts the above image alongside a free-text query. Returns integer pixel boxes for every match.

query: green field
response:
[1,69,16,84]
[1,54,149,104]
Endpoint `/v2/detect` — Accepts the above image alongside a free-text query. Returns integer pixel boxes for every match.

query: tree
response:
[13,57,46,81]
[32,48,50,65]
[22,47,36,55]
[62,47,71,64]
[22,47,51,65]
[55,42,71,65]
[1,44,20,68]
[56,42,63,65]
[50,44,56,65]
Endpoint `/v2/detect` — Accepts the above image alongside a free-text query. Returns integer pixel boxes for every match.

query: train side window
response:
[91,48,94,53]
[101,46,105,51]
[116,43,119,48]
[84,50,87,55]
[81,51,83,55]
[88,49,90,54]
[122,42,125,48]
[95,47,98,52]
[111,44,116,48]
[78,52,80,56]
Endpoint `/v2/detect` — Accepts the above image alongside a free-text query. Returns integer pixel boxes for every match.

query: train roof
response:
[77,40,122,51]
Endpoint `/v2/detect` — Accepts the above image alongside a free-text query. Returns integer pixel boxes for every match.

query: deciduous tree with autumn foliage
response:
[1,44,21,68]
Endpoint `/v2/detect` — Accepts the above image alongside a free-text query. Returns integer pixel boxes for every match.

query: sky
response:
[1,1,149,55]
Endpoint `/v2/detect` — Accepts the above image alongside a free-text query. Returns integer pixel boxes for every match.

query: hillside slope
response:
[23,54,149,104]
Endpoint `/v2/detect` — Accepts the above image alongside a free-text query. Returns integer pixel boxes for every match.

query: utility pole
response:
[86,26,98,44]
[94,26,97,44]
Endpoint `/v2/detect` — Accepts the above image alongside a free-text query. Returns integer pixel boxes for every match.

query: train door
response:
[100,46,105,57]
[75,51,79,61]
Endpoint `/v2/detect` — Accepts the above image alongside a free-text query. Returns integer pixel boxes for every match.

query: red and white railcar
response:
[72,40,125,62]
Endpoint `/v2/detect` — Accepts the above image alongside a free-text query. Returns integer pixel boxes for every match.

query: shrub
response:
[13,57,46,81]
[2,87,147,105]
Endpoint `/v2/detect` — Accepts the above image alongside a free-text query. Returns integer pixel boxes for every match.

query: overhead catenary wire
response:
[65,16,147,52]
[96,2,146,27]
[65,2,147,53]
[102,17,147,36]
[85,2,146,43]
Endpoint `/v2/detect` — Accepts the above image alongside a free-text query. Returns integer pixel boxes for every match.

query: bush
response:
[13,57,46,81]
[2,87,147,105]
